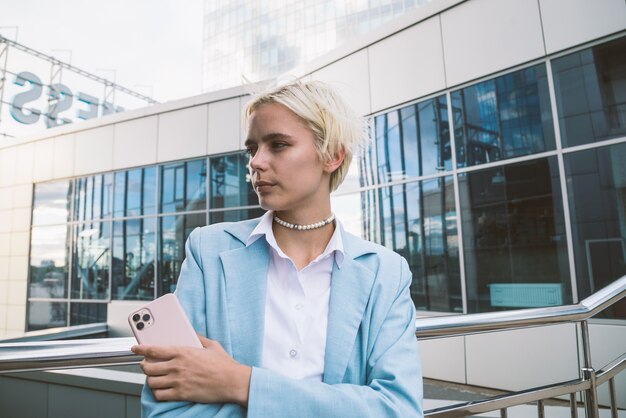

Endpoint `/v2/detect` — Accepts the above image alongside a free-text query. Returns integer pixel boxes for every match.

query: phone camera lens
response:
[137,322,145,330]
[142,314,151,321]
[132,313,140,322]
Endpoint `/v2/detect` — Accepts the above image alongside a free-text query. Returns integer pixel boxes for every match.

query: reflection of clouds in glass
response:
[30,226,69,266]
[332,193,363,238]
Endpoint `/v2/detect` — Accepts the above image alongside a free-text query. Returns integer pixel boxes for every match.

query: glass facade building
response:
[27,35,626,330]
[202,0,433,92]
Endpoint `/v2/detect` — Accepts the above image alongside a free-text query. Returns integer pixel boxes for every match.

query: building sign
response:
[10,71,125,128]
[0,36,156,139]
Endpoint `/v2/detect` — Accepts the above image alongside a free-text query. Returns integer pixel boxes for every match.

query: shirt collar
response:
[247,210,345,268]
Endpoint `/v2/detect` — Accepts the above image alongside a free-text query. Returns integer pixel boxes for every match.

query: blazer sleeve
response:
[140,228,245,418]
[246,257,423,418]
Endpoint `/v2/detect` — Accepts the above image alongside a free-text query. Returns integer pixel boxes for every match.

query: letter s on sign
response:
[10,71,43,125]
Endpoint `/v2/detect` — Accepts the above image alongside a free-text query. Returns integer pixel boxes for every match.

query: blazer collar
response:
[221,218,377,382]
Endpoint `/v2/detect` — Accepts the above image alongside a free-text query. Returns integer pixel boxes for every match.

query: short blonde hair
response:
[244,80,367,192]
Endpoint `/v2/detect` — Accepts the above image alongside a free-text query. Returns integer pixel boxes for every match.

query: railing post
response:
[580,320,599,418]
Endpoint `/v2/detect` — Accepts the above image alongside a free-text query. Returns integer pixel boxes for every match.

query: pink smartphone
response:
[128,293,202,348]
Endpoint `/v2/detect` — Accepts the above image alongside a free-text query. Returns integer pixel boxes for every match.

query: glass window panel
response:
[112,218,156,300]
[70,302,107,326]
[29,225,71,299]
[375,95,451,182]
[73,174,113,221]
[453,64,555,167]
[160,159,207,213]
[564,143,626,319]
[158,213,207,296]
[378,177,462,312]
[552,36,626,147]
[71,221,111,300]
[27,301,67,331]
[208,207,266,224]
[32,180,72,226]
[459,157,570,313]
[113,167,157,218]
[209,152,257,209]
[331,190,377,242]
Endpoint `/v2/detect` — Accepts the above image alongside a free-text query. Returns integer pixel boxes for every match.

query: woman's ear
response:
[324,146,346,174]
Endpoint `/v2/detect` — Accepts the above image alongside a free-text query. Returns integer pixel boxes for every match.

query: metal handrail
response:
[415,275,626,339]
[0,275,625,417]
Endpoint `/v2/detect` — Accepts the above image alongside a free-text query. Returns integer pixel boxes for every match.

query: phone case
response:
[128,293,202,348]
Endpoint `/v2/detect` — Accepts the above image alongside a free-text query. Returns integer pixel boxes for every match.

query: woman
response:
[132,81,423,417]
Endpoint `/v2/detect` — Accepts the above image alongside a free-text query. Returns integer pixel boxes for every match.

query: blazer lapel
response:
[220,222,269,368]
[323,231,376,384]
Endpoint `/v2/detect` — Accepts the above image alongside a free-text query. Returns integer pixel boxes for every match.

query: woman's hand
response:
[132,335,252,407]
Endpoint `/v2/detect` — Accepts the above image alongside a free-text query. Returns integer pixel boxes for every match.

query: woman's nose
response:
[249,148,267,171]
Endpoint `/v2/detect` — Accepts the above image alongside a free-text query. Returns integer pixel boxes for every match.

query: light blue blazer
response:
[142,218,423,417]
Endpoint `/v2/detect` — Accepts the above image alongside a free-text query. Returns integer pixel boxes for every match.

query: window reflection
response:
[29,225,70,299]
[27,301,67,331]
[113,167,156,217]
[160,159,207,213]
[209,208,266,224]
[209,152,257,208]
[112,218,156,300]
[552,36,626,147]
[376,95,450,182]
[74,174,113,221]
[32,180,72,226]
[459,157,570,313]
[158,213,206,295]
[70,302,107,326]
[564,143,626,319]
[453,64,554,167]
[71,222,111,300]
[379,177,461,312]
[331,190,377,242]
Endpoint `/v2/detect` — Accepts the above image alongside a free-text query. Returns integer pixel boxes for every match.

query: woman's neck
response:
[271,216,336,271]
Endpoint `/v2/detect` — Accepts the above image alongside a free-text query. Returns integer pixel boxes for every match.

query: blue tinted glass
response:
[375,95,451,182]
[564,143,626,319]
[71,221,111,300]
[114,167,157,217]
[331,190,377,242]
[378,177,461,312]
[112,218,156,300]
[73,174,112,221]
[552,36,626,147]
[453,64,555,167]
[160,159,207,213]
[70,302,107,326]
[32,180,72,226]
[158,213,206,295]
[459,157,570,313]
[209,152,257,209]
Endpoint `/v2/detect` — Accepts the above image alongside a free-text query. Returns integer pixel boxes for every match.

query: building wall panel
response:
[369,16,446,112]
[0,147,17,187]
[74,126,114,176]
[33,139,55,182]
[157,105,208,162]
[312,49,372,116]
[441,0,545,87]
[419,335,466,383]
[465,324,579,391]
[113,115,158,169]
[540,0,626,54]
[208,98,241,155]
[588,323,626,409]
[52,134,76,179]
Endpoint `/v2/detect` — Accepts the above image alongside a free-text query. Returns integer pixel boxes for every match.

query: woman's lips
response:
[254,181,274,193]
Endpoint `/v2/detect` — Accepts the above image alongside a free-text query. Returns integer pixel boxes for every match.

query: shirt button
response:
[294,303,303,310]
[289,349,297,358]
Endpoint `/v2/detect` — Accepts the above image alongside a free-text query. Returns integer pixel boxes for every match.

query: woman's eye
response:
[272,142,287,149]
[246,148,256,156]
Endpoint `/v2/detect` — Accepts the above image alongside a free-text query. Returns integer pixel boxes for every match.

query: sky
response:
[0,0,204,103]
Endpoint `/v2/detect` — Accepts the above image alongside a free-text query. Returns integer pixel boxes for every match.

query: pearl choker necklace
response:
[273,213,335,231]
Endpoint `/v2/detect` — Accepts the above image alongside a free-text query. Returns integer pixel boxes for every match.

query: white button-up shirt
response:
[247,211,344,381]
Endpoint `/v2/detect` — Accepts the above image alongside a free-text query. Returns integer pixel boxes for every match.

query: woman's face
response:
[245,102,333,214]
